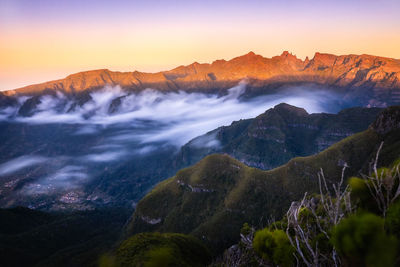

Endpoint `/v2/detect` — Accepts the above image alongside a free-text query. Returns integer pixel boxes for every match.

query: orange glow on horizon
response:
[1,1,400,90]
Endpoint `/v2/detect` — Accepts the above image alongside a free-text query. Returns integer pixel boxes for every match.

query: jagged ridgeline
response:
[2,52,400,108]
[127,106,400,254]
[175,104,383,170]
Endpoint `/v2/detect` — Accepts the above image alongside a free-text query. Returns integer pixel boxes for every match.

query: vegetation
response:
[123,106,400,266]
[247,152,400,266]
[332,213,398,267]
[99,232,211,267]
[252,228,294,266]
[128,106,400,254]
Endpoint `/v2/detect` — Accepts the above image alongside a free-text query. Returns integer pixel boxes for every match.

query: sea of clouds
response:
[0,82,343,146]
[0,82,344,198]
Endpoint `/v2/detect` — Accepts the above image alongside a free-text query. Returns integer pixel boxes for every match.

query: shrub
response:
[332,213,398,267]
[349,176,379,213]
[253,228,294,267]
[144,247,175,267]
[114,232,211,267]
[241,222,252,236]
[386,201,400,238]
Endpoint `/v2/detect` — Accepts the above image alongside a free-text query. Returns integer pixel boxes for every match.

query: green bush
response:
[253,228,294,266]
[332,213,398,267]
[241,222,252,236]
[144,247,175,267]
[113,232,211,267]
[386,201,400,238]
[349,176,381,214]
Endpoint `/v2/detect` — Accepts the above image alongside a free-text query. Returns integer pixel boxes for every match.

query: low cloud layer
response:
[1,83,344,146]
[0,82,346,204]
[0,155,48,176]
[22,165,88,195]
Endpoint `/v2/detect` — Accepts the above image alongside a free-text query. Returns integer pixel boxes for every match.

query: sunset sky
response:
[1,0,400,91]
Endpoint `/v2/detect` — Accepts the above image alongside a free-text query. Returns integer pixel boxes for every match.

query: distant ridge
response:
[175,104,383,170]
[4,52,400,101]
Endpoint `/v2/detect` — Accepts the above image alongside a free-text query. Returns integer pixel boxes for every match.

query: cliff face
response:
[4,52,400,102]
[175,104,383,170]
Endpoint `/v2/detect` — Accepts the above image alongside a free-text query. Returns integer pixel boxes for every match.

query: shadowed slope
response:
[175,104,382,170]
[128,106,400,253]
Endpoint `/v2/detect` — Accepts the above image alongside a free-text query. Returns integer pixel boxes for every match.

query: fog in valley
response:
[0,83,346,207]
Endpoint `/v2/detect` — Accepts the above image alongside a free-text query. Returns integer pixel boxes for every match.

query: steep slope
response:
[127,106,400,253]
[4,52,400,106]
[175,104,382,169]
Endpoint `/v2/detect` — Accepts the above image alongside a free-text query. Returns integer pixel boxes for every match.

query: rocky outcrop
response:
[371,106,400,135]
[175,104,383,170]
[140,215,162,225]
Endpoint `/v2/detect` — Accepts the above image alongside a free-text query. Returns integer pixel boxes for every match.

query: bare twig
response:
[286,164,352,266]
[360,142,400,217]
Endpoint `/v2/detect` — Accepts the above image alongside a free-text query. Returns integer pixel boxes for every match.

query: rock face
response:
[371,106,400,134]
[4,52,400,106]
[175,104,383,170]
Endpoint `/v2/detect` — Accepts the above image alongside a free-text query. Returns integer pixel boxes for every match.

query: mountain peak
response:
[4,51,400,97]
[65,69,111,79]
[312,52,336,63]
[236,51,260,60]
[272,103,308,116]
[280,50,298,58]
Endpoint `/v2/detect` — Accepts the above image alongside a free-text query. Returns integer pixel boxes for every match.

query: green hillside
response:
[128,106,400,254]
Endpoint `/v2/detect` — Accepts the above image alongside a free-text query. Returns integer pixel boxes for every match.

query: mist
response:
[0,155,48,176]
[23,165,88,195]
[1,83,344,146]
[0,82,347,205]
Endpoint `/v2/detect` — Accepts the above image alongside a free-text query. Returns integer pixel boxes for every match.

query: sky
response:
[1,0,400,91]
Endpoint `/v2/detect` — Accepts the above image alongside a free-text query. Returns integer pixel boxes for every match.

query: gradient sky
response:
[1,0,400,90]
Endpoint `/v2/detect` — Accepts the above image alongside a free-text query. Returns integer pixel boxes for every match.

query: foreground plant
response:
[359,142,400,217]
[285,163,353,266]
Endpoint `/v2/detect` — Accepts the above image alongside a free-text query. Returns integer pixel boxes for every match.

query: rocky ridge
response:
[3,52,400,107]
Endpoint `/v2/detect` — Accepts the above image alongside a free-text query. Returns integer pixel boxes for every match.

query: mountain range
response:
[2,51,400,107]
[1,51,400,266]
